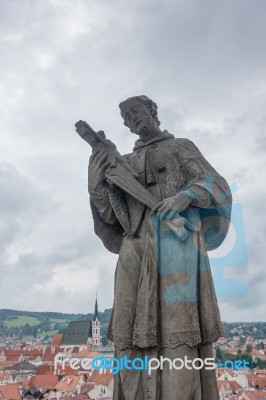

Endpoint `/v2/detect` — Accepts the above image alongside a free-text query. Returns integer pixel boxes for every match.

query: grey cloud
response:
[0,163,55,256]
[0,163,49,215]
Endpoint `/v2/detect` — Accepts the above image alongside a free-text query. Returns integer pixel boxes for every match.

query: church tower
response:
[92,294,101,347]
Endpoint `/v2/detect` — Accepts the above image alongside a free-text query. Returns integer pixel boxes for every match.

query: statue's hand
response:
[88,150,111,192]
[151,192,191,218]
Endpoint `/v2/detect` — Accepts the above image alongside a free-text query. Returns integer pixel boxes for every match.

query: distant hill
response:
[0,308,112,323]
[0,308,112,340]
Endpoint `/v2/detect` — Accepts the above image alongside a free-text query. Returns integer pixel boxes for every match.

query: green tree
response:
[216,346,222,360]
[102,336,108,346]
[246,344,252,353]
[39,318,51,332]
[256,358,266,369]
[32,327,38,338]
[238,352,255,368]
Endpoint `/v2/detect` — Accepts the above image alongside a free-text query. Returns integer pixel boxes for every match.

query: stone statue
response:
[75,96,232,400]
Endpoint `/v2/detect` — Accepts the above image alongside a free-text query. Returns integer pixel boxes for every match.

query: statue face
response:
[122,100,159,136]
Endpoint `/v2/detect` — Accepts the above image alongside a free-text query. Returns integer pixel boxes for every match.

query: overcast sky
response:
[0,0,265,322]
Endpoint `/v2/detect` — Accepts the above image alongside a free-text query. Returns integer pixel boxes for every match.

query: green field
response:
[4,316,40,328]
[21,329,59,340]
[50,318,68,323]
[37,329,58,337]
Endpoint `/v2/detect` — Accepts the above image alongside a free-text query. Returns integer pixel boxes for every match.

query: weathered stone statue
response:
[76,96,232,400]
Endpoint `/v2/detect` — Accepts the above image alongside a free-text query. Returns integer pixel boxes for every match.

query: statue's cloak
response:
[89,131,232,350]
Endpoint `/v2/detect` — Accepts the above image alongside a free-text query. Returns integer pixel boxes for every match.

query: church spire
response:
[93,293,99,321]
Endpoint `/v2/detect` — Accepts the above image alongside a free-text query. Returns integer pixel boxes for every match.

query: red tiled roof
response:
[80,382,95,395]
[52,334,64,347]
[0,360,17,370]
[55,375,82,393]
[36,364,54,375]
[0,372,10,380]
[226,368,236,377]
[217,380,227,389]
[251,350,265,357]
[56,365,79,376]
[227,347,239,354]
[217,368,225,377]
[3,350,24,356]
[248,375,266,389]
[218,367,236,377]
[3,349,42,363]
[59,397,92,400]
[22,378,30,387]
[22,374,58,391]
[89,369,113,385]
[241,391,266,400]
[4,349,42,356]
[227,380,242,392]
[5,355,21,362]
[73,349,99,359]
[0,383,20,400]
[42,346,60,362]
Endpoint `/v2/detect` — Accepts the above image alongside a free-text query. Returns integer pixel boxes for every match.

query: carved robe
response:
[89,131,232,400]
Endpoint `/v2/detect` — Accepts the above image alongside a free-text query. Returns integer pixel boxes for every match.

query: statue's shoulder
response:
[173,137,201,158]
[174,137,196,147]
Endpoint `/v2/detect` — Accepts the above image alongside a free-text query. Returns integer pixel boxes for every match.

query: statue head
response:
[119,95,161,136]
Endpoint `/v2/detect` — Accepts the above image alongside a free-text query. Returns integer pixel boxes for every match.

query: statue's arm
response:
[88,149,118,225]
[89,186,118,225]
[88,151,134,253]
[88,151,125,254]
[177,138,232,209]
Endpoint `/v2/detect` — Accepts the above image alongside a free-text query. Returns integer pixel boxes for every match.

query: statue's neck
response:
[138,128,162,143]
